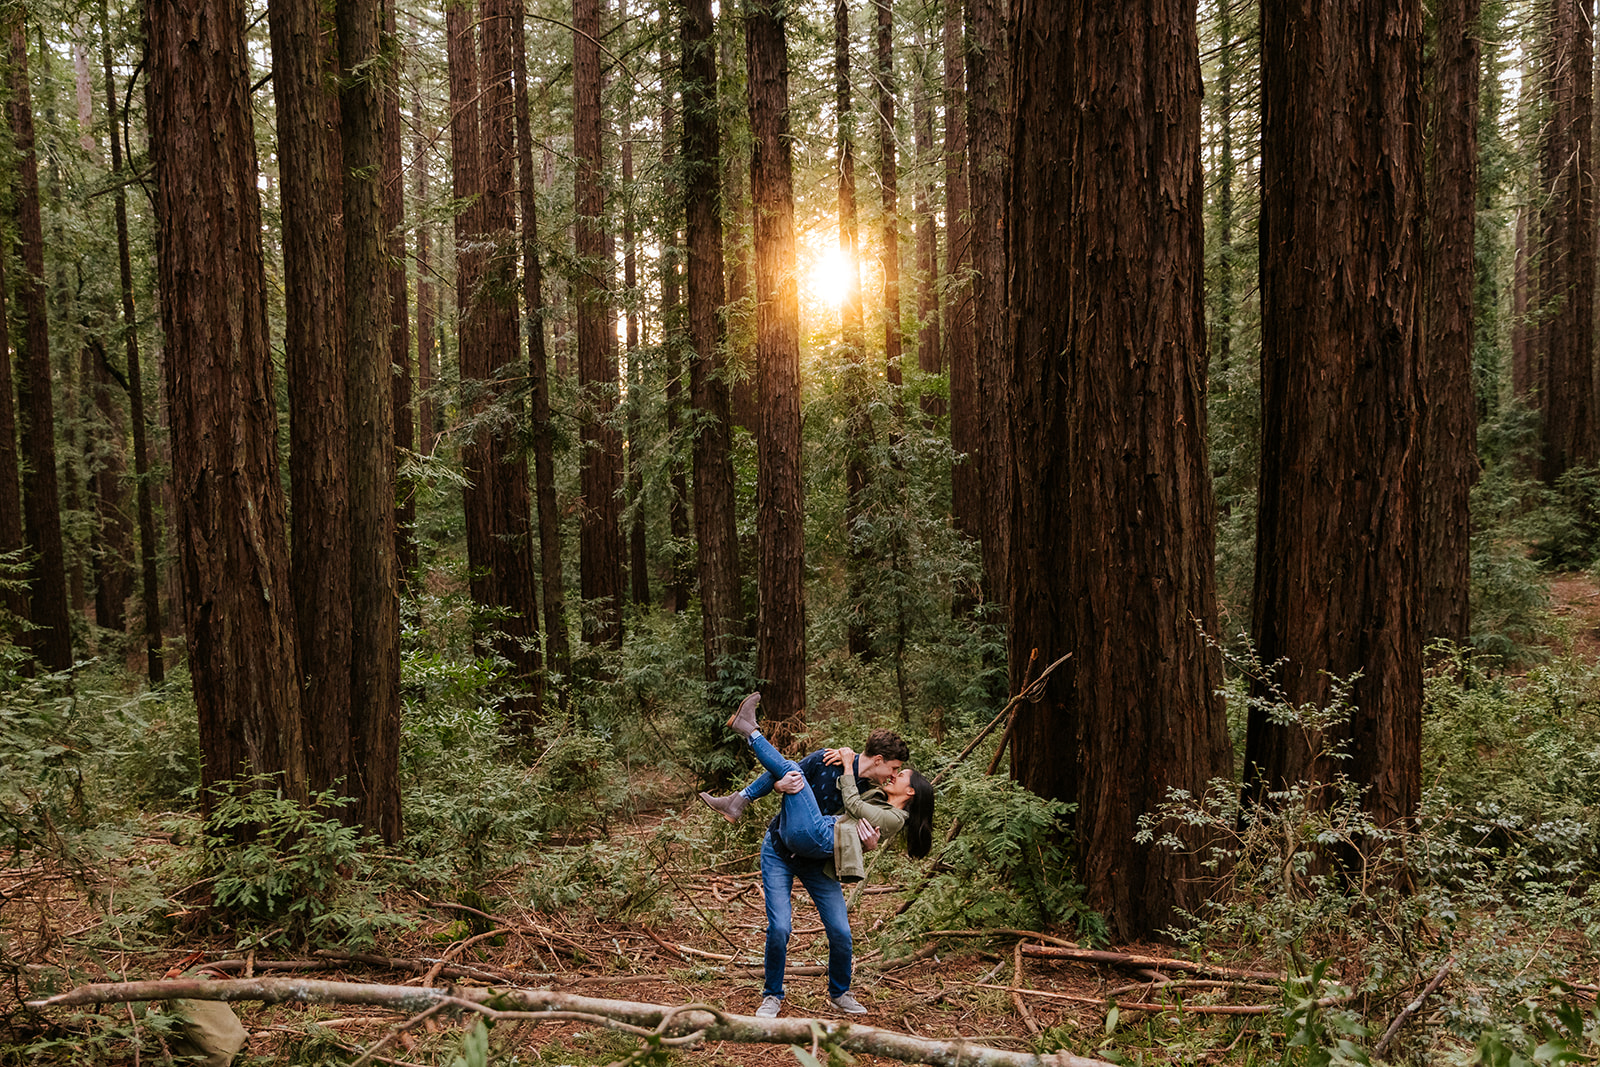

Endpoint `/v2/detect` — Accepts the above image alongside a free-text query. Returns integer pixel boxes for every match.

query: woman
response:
[730,704,934,883]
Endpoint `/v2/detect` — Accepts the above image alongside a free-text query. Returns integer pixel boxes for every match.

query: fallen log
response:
[27,976,1118,1067]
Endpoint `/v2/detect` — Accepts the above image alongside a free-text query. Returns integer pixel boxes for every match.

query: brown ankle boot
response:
[726,692,761,739]
[699,791,750,823]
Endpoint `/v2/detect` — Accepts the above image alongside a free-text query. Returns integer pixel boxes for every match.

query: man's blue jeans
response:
[759,832,852,1000]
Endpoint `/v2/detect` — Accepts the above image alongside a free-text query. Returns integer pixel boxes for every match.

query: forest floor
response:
[17,576,1600,1065]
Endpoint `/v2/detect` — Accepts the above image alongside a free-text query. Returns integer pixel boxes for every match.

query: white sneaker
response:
[755,995,782,1018]
[830,992,868,1014]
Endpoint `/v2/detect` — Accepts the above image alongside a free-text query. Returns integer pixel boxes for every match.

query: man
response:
[699,694,910,1019]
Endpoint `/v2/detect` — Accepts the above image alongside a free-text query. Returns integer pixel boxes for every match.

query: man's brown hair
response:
[863,728,910,763]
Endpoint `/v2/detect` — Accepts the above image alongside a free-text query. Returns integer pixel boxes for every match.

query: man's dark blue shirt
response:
[767,750,872,863]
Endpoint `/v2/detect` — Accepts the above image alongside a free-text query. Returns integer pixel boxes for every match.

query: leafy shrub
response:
[1532,465,1600,570]
[201,779,408,948]
[894,767,1104,942]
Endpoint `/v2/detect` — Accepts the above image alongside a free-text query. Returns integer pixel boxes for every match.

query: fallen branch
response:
[422,928,511,988]
[928,930,1080,950]
[28,976,1119,1067]
[977,983,1353,1017]
[1372,959,1452,1057]
[311,949,551,986]
[1012,942,1041,1035]
[1104,978,1281,999]
[1016,945,1282,982]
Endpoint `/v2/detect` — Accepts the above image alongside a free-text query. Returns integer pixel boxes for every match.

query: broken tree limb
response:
[1372,959,1452,1057]
[1012,942,1041,1035]
[976,984,1354,1017]
[928,929,1080,950]
[1016,945,1282,981]
[27,976,1119,1067]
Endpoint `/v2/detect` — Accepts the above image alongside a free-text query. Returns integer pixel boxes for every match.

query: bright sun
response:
[807,245,854,308]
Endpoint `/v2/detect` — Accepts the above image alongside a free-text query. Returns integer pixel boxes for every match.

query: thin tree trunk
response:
[1421,0,1481,645]
[482,0,545,718]
[746,0,806,723]
[147,0,307,806]
[913,22,941,419]
[513,7,571,690]
[876,0,903,397]
[623,119,650,608]
[100,0,163,681]
[412,23,438,459]
[385,2,415,582]
[838,0,874,660]
[683,0,742,681]
[269,0,352,798]
[339,0,401,840]
[0,236,25,645]
[1247,0,1425,831]
[720,20,757,434]
[965,0,1009,616]
[88,339,131,632]
[575,0,625,650]
[944,0,977,571]
[661,18,691,615]
[7,13,71,671]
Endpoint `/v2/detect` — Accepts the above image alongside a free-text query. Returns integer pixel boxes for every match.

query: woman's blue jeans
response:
[747,731,835,859]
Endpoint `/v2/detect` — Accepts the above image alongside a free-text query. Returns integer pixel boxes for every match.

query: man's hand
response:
[857,820,881,851]
[776,770,805,795]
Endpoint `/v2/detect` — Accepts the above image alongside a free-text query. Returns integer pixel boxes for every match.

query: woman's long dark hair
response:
[904,770,935,858]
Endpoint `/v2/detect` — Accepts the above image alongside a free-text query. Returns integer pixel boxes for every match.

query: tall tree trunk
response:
[913,21,941,419]
[412,23,438,460]
[1247,0,1424,831]
[746,0,806,723]
[1008,0,1231,943]
[875,0,903,396]
[0,240,25,645]
[943,0,977,569]
[965,0,1009,617]
[1511,202,1532,400]
[269,0,352,799]
[340,0,401,839]
[1421,0,1481,645]
[683,0,742,681]
[720,21,757,434]
[838,0,874,660]
[482,0,545,717]
[100,0,163,681]
[575,0,625,650]
[513,8,571,690]
[1211,0,1236,390]
[623,121,650,608]
[1537,0,1596,480]
[89,340,131,632]
[7,14,71,671]
[385,3,415,581]
[147,0,307,806]
[661,19,691,615]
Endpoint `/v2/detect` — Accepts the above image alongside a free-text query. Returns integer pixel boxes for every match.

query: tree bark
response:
[913,22,940,419]
[385,1,415,582]
[480,0,545,717]
[1421,0,1481,645]
[1247,0,1424,831]
[746,0,806,722]
[661,17,692,615]
[269,0,351,799]
[720,20,757,435]
[339,0,401,839]
[575,0,625,651]
[838,0,874,660]
[1537,0,1596,480]
[1007,0,1232,940]
[943,0,977,566]
[147,0,307,805]
[513,7,571,690]
[965,0,1009,617]
[89,339,132,632]
[0,231,24,645]
[412,30,438,460]
[683,0,743,681]
[623,121,650,609]
[100,0,163,681]
[875,0,902,397]
[7,13,72,672]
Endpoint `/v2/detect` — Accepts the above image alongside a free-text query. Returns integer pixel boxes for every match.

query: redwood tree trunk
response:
[513,7,571,688]
[944,0,977,562]
[746,0,806,722]
[7,14,72,672]
[413,32,438,459]
[683,0,743,681]
[575,0,625,650]
[269,0,351,798]
[385,0,415,581]
[1421,0,1481,645]
[1247,0,1424,831]
[147,0,307,805]
[875,0,902,394]
[100,0,163,682]
[89,341,132,631]
[0,242,24,643]
[1537,0,1596,480]
[1008,0,1231,941]
[339,0,401,839]
[965,0,1009,616]
[913,24,940,417]
[661,21,692,615]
